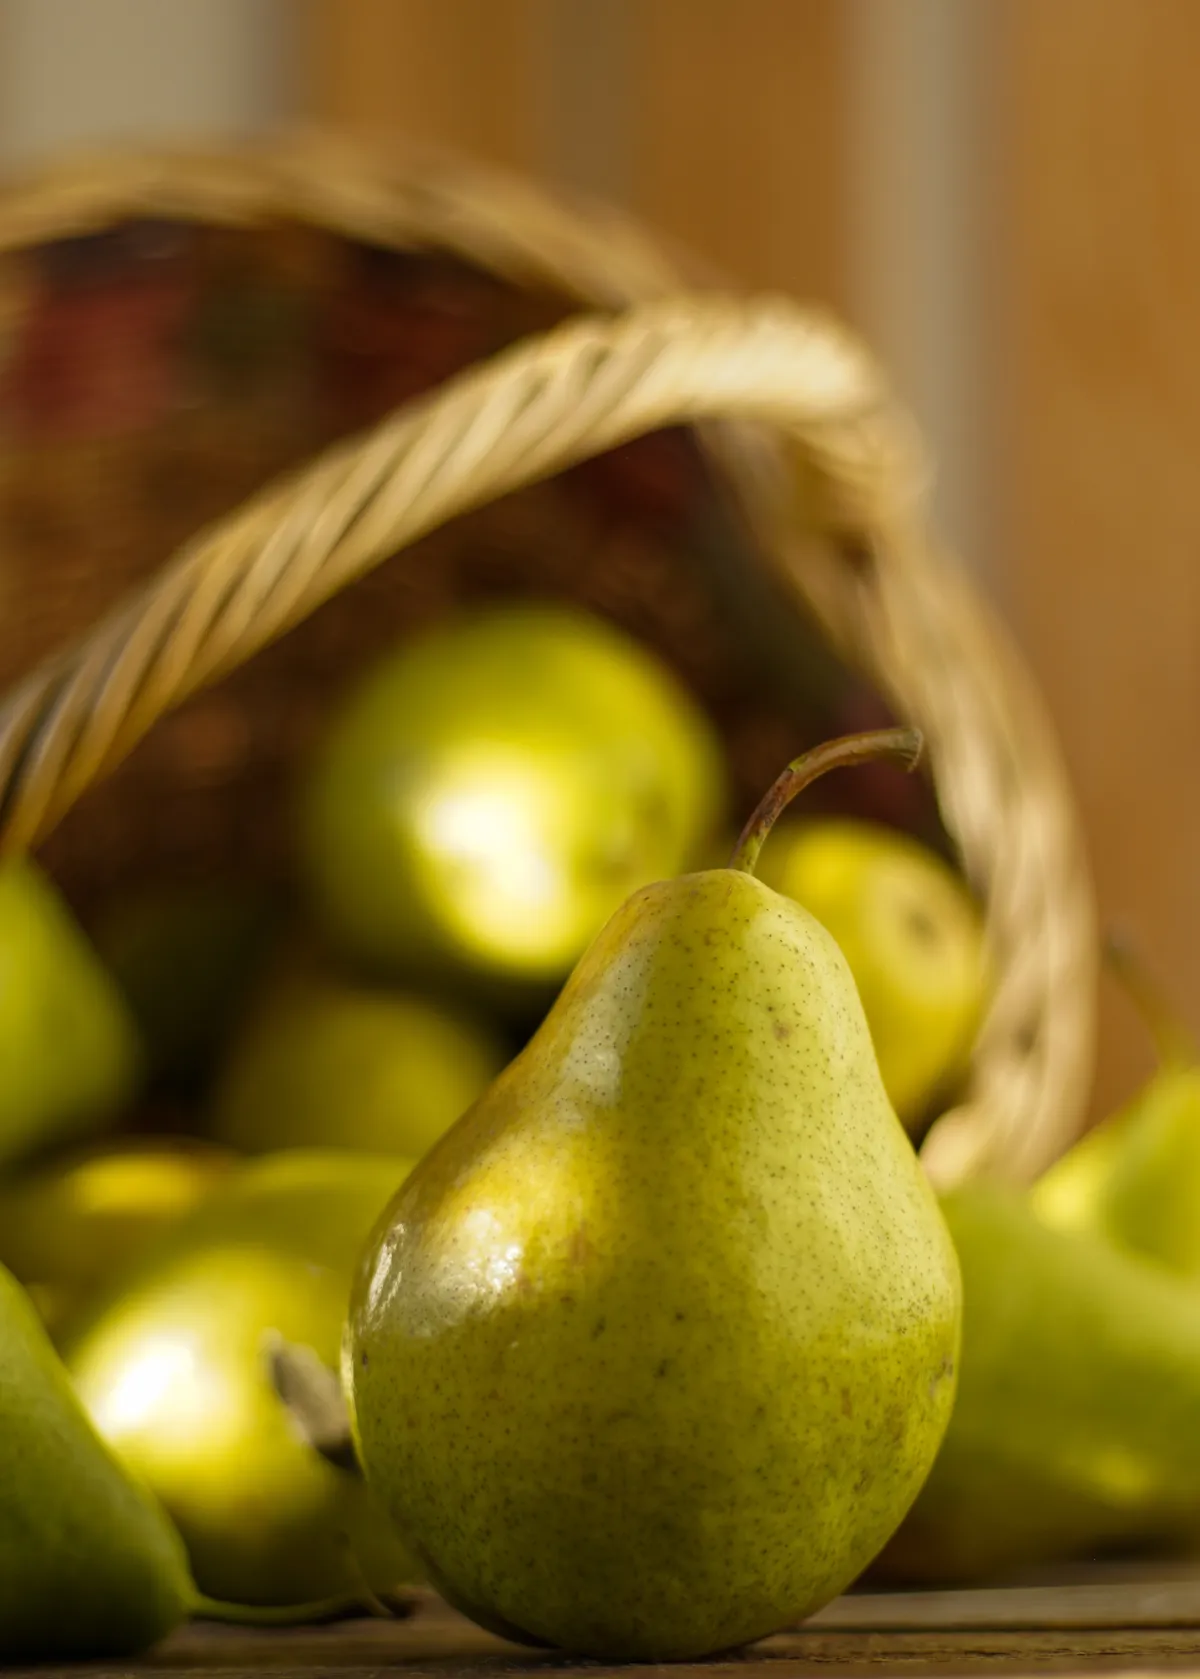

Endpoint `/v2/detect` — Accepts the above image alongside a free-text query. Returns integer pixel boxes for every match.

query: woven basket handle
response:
[0,292,1094,1187]
[0,294,909,853]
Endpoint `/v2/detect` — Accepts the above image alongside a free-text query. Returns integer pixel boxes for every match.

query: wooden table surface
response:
[24,1569,1200,1679]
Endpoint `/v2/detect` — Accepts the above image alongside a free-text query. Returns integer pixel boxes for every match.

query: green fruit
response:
[0,1261,191,1660]
[0,859,143,1166]
[1032,1068,1200,1271]
[1033,941,1200,1276]
[0,1138,234,1337]
[879,1181,1200,1584]
[62,1150,421,1608]
[209,960,505,1159]
[298,603,724,1002]
[348,729,960,1660]
[93,880,282,1093]
[758,818,988,1130]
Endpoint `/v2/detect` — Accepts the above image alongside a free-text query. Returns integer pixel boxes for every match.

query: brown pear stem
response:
[1105,930,1198,1069]
[728,726,925,877]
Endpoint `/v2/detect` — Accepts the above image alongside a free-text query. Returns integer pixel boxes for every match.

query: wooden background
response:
[305,0,1200,1128]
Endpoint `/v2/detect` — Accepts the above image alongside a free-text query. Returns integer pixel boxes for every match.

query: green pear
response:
[1033,940,1200,1275]
[209,958,506,1159]
[348,729,961,1661]
[0,1137,235,1337]
[879,1181,1200,1584]
[298,602,724,1005]
[0,1261,191,1660]
[758,819,988,1131]
[93,879,282,1095]
[0,859,142,1166]
[61,1150,422,1608]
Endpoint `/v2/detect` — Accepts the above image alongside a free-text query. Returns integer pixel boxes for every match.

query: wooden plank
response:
[25,1580,1200,1678]
[302,0,549,174]
[302,0,849,312]
[812,1575,1200,1631]
[997,0,1200,1120]
[625,0,849,306]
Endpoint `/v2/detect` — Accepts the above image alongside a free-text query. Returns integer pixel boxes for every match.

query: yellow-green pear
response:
[61,1150,422,1608]
[298,602,724,1005]
[1033,940,1200,1276]
[209,960,506,1159]
[758,819,988,1130]
[348,730,961,1661]
[0,1137,235,1336]
[0,1261,191,1660]
[879,1181,1200,1584]
[0,859,143,1166]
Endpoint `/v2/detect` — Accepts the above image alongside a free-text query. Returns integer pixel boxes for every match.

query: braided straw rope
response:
[0,139,1096,1187]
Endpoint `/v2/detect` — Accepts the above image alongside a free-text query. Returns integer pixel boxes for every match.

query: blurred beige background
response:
[2,0,1195,1127]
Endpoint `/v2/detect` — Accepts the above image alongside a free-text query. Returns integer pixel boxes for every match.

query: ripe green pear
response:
[1033,1068,1200,1278]
[0,859,143,1166]
[879,1182,1200,1584]
[0,1261,191,1660]
[759,819,988,1131]
[1032,941,1200,1277]
[0,1138,235,1337]
[298,603,724,1004]
[209,959,506,1159]
[349,729,960,1661]
[62,1150,422,1608]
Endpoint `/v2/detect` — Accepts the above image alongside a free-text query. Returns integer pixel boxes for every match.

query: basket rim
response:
[0,128,700,307]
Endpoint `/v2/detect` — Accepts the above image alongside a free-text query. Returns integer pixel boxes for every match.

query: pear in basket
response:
[0,859,142,1168]
[209,946,506,1159]
[758,818,989,1133]
[348,730,961,1661]
[298,601,725,1009]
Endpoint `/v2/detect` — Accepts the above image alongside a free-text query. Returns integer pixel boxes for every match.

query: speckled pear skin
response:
[0,1263,191,1661]
[349,869,961,1661]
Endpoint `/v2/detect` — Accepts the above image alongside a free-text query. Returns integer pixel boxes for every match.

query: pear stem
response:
[1105,930,1198,1069]
[728,727,925,878]
[191,1589,405,1627]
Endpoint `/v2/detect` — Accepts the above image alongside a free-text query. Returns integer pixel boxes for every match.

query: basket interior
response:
[0,216,949,915]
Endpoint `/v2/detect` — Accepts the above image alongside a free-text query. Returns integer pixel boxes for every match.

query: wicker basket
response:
[0,134,1095,1189]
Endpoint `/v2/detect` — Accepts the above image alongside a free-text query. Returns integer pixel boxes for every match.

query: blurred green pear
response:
[298,603,724,1005]
[0,859,142,1167]
[758,818,988,1130]
[879,1182,1200,1584]
[62,1150,421,1608]
[0,1137,235,1337]
[1033,940,1200,1276]
[209,958,505,1159]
